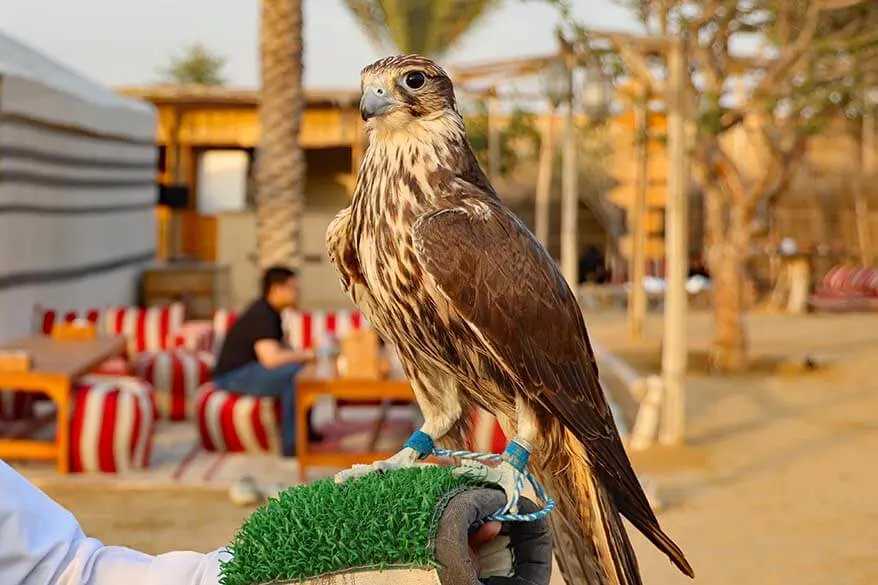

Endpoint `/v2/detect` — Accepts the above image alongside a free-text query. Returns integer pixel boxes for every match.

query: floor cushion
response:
[196,382,281,454]
[135,350,213,421]
[69,375,157,473]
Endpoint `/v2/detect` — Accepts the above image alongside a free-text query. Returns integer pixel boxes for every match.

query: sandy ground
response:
[31,309,878,584]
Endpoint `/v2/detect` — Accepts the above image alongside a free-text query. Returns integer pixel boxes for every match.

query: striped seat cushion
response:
[135,350,213,421]
[70,375,157,473]
[211,308,368,354]
[283,310,367,350]
[103,303,186,355]
[35,303,187,358]
[37,307,102,334]
[196,382,281,453]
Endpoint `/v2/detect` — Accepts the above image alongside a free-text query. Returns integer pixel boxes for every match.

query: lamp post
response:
[536,60,571,250]
[559,56,613,289]
[581,62,612,121]
[857,89,877,266]
[659,38,689,446]
[579,62,613,288]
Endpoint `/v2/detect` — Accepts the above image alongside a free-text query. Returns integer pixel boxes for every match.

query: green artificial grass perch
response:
[220,465,489,585]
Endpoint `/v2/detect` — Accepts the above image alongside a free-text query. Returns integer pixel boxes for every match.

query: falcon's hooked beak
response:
[360,85,397,121]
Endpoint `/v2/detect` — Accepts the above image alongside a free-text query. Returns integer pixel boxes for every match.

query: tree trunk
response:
[705,186,751,373]
[257,0,306,270]
[710,238,748,372]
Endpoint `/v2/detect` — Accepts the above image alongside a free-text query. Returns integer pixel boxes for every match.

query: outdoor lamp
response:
[581,62,612,120]
[543,58,572,108]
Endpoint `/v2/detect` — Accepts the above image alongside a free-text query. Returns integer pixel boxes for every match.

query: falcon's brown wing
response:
[411,196,658,535]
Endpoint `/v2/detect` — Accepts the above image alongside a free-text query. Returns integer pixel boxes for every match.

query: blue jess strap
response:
[403,430,435,458]
[502,439,531,473]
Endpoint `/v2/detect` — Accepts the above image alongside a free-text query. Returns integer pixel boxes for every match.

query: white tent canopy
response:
[0,29,158,342]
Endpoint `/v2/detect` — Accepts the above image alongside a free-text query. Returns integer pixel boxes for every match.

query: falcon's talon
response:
[495,460,525,515]
[333,446,422,484]
[452,459,525,516]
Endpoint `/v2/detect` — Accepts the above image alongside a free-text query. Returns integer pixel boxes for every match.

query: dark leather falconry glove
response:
[434,488,553,585]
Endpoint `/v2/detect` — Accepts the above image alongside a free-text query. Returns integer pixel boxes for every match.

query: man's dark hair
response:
[261,266,297,297]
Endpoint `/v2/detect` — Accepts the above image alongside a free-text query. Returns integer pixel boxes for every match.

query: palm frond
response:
[341,0,505,57]
[341,0,393,52]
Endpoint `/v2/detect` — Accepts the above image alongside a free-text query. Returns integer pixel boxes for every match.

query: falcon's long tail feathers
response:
[538,429,643,585]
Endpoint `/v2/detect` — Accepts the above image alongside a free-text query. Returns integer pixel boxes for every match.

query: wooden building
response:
[116,85,364,310]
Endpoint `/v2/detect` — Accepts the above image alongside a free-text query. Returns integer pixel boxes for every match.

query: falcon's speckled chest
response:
[325,116,524,427]
[350,144,450,350]
[326,128,484,385]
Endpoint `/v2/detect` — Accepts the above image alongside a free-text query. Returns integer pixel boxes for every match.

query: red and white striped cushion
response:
[69,375,157,473]
[196,382,281,453]
[0,391,36,421]
[168,320,215,353]
[211,309,368,354]
[35,307,102,335]
[211,309,239,355]
[103,303,186,356]
[135,350,213,421]
[847,266,873,293]
[91,356,132,376]
[283,310,367,349]
[866,268,878,295]
[468,408,508,455]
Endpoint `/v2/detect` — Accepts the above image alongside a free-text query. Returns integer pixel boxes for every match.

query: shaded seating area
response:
[192,309,420,466]
[0,302,203,474]
[1,302,516,483]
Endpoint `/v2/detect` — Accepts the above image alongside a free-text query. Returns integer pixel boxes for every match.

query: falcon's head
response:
[359,55,459,131]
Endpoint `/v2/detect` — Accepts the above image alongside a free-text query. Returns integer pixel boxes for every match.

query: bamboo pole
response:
[560,56,580,288]
[629,97,649,339]
[659,39,689,446]
[488,95,502,182]
[534,106,556,247]
[856,109,875,266]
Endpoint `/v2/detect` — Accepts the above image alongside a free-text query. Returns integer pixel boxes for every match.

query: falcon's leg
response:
[457,393,539,516]
[334,378,463,483]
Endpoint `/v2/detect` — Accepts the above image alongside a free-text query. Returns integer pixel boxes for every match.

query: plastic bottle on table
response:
[315,334,339,377]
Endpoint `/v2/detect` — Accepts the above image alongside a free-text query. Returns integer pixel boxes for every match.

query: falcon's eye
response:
[403,71,427,90]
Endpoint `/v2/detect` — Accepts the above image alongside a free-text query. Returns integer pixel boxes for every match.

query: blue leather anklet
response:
[403,430,435,459]
[502,439,531,473]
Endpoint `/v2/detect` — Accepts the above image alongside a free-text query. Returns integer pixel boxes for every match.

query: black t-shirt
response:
[213,299,284,376]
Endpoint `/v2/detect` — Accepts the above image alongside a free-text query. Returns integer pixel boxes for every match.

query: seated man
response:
[213,266,317,457]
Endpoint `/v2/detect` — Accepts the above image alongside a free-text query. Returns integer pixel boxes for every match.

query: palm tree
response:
[160,42,227,86]
[342,0,502,56]
[256,0,306,270]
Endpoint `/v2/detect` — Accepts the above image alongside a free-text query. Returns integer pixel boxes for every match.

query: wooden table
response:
[0,335,127,474]
[295,365,416,481]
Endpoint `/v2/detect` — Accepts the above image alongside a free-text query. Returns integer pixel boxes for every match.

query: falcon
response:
[326,54,694,585]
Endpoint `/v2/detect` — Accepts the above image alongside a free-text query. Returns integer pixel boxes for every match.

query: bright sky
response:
[0,0,642,90]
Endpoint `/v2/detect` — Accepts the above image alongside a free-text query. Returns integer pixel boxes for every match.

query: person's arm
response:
[254,339,315,369]
[0,460,228,585]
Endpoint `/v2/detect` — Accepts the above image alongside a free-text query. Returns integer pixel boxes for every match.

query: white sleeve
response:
[0,460,231,585]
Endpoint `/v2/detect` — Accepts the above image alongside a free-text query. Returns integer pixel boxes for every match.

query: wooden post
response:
[165,107,185,261]
[629,97,649,339]
[534,106,556,247]
[560,57,579,289]
[488,95,502,182]
[659,39,688,446]
[856,109,875,266]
